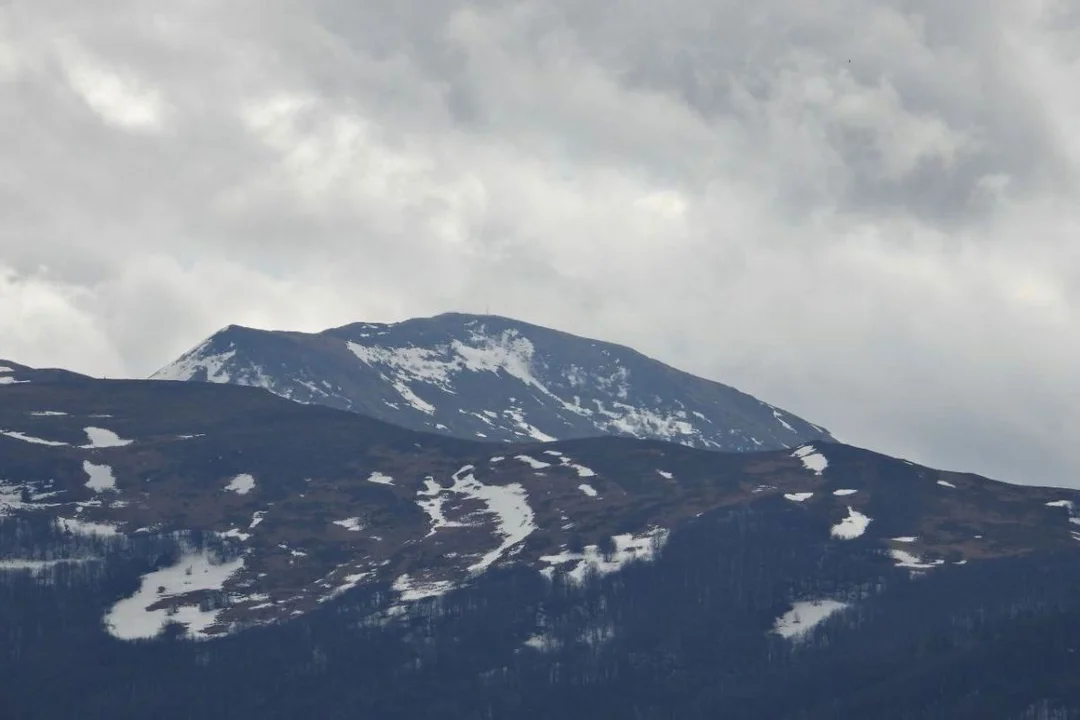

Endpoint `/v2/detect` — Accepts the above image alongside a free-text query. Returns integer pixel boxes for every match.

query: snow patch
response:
[367,472,394,486]
[56,517,120,537]
[784,492,814,503]
[104,547,244,640]
[333,517,363,532]
[578,483,598,498]
[1,430,67,446]
[151,343,237,383]
[515,454,551,470]
[0,481,62,515]
[890,548,945,570]
[279,544,306,558]
[937,479,957,489]
[224,474,256,495]
[594,401,696,443]
[656,470,673,480]
[0,558,100,575]
[30,411,67,416]
[467,467,536,573]
[832,488,858,496]
[81,427,133,448]
[320,571,372,603]
[389,379,435,414]
[415,466,538,573]
[772,409,797,433]
[523,634,559,652]
[416,477,461,536]
[892,536,918,543]
[504,408,557,442]
[1046,500,1074,509]
[793,445,828,475]
[830,506,871,540]
[452,331,549,393]
[563,460,596,478]
[772,600,849,640]
[83,461,117,492]
[345,331,562,426]
[539,528,668,586]
[392,573,456,603]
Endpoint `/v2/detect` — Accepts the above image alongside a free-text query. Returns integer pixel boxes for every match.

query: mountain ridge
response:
[3,370,1079,641]
[4,363,1080,718]
[150,312,833,452]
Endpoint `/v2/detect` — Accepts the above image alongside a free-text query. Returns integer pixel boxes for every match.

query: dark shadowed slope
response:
[2,369,1077,639]
[4,368,1080,718]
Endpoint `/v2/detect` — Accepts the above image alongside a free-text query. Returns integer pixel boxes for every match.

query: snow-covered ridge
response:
[148,315,834,452]
[347,329,546,398]
[151,340,238,383]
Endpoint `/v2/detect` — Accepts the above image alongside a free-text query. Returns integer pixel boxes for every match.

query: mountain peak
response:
[152,314,832,451]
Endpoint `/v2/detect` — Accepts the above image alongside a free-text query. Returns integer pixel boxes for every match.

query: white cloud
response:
[0,265,121,374]
[1,0,1078,486]
[57,40,168,132]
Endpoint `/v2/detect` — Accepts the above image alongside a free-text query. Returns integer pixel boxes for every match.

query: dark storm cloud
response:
[1,0,1078,487]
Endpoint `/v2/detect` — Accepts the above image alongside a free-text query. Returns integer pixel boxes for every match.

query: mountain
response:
[150,312,832,451]
[0,358,90,384]
[4,365,1080,718]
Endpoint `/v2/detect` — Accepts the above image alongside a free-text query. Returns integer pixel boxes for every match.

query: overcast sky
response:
[2,1,1078,487]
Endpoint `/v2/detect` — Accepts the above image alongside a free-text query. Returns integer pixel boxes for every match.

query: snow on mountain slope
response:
[4,371,1080,644]
[150,313,832,451]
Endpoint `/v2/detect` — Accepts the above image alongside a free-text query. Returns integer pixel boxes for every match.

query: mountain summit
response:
[151,312,831,451]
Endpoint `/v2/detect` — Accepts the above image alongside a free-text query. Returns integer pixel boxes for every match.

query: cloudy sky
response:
[2,0,1078,486]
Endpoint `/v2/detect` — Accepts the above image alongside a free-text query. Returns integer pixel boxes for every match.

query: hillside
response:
[2,366,1080,718]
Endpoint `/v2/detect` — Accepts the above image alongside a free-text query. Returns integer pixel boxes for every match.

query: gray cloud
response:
[2,0,1078,487]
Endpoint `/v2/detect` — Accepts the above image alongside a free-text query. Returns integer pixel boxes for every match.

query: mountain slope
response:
[150,313,832,451]
[4,368,1080,718]
[3,369,1079,638]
